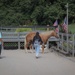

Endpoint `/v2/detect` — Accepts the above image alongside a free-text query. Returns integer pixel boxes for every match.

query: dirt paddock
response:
[0,49,75,75]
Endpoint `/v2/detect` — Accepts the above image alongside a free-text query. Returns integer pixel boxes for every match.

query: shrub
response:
[15,28,32,32]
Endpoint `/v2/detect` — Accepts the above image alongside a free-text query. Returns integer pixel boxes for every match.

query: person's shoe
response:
[36,56,38,59]
[36,55,39,59]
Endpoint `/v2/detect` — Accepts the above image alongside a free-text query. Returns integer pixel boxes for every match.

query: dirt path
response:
[0,50,75,75]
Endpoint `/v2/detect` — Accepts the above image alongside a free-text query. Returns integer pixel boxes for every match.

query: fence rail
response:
[2,32,28,49]
[1,32,75,57]
[2,32,59,50]
[58,33,75,57]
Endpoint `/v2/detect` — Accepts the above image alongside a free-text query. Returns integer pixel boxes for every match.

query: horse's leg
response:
[30,44,33,53]
[24,39,28,53]
[25,43,28,53]
[42,45,44,53]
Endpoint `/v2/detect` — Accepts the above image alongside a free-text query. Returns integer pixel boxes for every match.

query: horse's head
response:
[51,30,59,38]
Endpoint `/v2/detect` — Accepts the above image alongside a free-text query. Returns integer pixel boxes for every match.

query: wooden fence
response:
[58,33,75,57]
[47,33,75,57]
[2,32,59,49]
[1,32,75,56]
[2,32,28,49]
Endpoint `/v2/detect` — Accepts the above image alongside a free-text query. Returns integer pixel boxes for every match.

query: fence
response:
[0,26,54,32]
[1,31,75,56]
[2,31,59,50]
[2,32,28,49]
[58,33,75,57]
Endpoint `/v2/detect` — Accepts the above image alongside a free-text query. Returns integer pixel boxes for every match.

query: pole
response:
[65,3,69,54]
[66,3,68,33]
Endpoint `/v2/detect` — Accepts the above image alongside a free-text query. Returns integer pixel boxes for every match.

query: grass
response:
[69,23,75,33]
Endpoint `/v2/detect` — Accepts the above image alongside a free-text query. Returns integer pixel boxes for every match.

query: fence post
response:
[2,32,4,50]
[67,33,69,53]
[47,25,50,31]
[18,32,20,49]
[57,32,60,50]
[61,33,63,51]
[73,35,74,57]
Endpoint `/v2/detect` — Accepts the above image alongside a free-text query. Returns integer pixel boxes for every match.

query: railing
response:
[2,32,59,50]
[1,32,75,56]
[59,33,75,57]
[2,31,45,49]
[2,32,28,49]
[47,33,75,57]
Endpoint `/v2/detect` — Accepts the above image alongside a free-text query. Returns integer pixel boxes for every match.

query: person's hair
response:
[36,32,39,35]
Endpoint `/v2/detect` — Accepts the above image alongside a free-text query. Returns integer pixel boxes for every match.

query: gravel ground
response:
[0,49,75,75]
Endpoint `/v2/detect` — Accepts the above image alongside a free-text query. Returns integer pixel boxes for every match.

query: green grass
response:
[15,28,32,32]
[69,24,75,33]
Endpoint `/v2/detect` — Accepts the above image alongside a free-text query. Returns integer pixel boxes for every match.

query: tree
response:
[0,0,75,26]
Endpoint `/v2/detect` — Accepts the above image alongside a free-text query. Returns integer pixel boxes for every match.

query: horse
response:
[24,30,59,53]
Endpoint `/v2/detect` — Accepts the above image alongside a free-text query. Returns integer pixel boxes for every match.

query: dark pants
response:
[0,44,2,55]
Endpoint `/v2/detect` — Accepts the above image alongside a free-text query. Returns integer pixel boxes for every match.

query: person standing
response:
[0,32,3,58]
[32,32,43,58]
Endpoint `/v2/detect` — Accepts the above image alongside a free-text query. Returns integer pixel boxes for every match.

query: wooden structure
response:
[0,26,75,57]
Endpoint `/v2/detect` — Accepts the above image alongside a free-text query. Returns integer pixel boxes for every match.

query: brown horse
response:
[24,30,58,53]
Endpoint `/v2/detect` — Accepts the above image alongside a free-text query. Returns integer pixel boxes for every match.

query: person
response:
[32,32,43,58]
[0,32,3,58]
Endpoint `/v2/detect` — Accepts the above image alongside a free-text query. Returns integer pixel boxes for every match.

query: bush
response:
[15,28,32,32]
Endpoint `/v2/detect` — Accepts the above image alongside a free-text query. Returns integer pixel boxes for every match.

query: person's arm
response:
[32,36,35,44]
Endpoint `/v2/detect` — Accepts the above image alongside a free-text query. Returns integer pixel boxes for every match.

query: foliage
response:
[0,0,75,26]
[15,28,32,32]
[69,24,75,33]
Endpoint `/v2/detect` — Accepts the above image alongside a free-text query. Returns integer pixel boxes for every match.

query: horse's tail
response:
[24,32,29,49]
